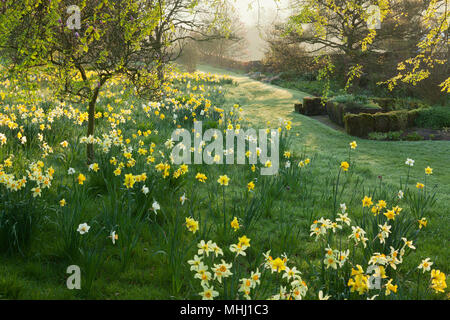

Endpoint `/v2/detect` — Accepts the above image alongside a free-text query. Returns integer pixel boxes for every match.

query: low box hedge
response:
[344,108,425,137]
[326,101,382,126]
[326,102,346,126]
[300,97,327,116]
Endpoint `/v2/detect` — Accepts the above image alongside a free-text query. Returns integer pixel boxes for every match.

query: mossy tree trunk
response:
[86,78,107,165]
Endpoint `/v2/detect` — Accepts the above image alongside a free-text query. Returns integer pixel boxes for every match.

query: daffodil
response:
[405,158,414,166]
[195,173,207,182]
[418,258,433,273]
[123,173,135,189]
[198,240,214,256]
[217,174,230,186]
[76,173,86,185]
[418,217,427,229]
[340,161,349,171]
[362,196,373,207]
[430,270,447,293]
[212,260,233,283]
[77,223,90,235]
[385,279,398,295]
[152,200,160,213]
[109,231,118,244]
[185,217,199,234]
[199,285,219,300]
[89,163,99,172]
[230,217,240,231]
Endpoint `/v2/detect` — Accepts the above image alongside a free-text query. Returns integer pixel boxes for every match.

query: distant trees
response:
[149,0,236,80]
[276,0,449,94]
[196,6,248,62]
[263,24,317,74]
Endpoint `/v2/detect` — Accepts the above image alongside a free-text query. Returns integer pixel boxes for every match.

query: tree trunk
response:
[86,85,101,165]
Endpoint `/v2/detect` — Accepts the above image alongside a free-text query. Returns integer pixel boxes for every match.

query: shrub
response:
[394,98,429,110]
[344,113,374,137]
[294,103,302,113]
[300,97,327,116]
[371,98,397,111]
[344,109,425,137]
[326,102,346,126]
[415,106,450,129]
[370,98,429,112]
[327,95,382,126]
[368,132,387,140]
[405,132,424,141]
[374,113,391,132]
[387,131,403,141]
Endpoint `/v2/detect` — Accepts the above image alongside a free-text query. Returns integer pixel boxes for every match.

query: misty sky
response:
[231,0,292,60]
[233,0,292,27]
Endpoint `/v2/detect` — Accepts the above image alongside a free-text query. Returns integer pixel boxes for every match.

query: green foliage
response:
[0,186,41,255]
[415,106,450,129]
[405,132,424,141]
[368,132,388,141]
[344,109,422,137]
[301,97,328,116]
[330,94,380,110]
[368,131,403,141]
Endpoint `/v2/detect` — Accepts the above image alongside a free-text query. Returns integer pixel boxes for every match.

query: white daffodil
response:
[109,231,118,244]
[152,200,160,213]
[77,223,90,235]
[318,290,331,300]
[405,158,414,166]
[180,193,187,205]
[418,258,433,273]
[199,285,219,300]
[336,213,351,226]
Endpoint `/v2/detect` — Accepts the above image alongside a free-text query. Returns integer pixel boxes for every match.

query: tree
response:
[263,24,316,74]
[282,0,449,93]
[383,0,449,93]
[149,0,237,80]
[196,5,248,62]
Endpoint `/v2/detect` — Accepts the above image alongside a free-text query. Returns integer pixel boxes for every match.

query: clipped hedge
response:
[344,108,424,137]
[299,97,328,116]
[326,101,382,127]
